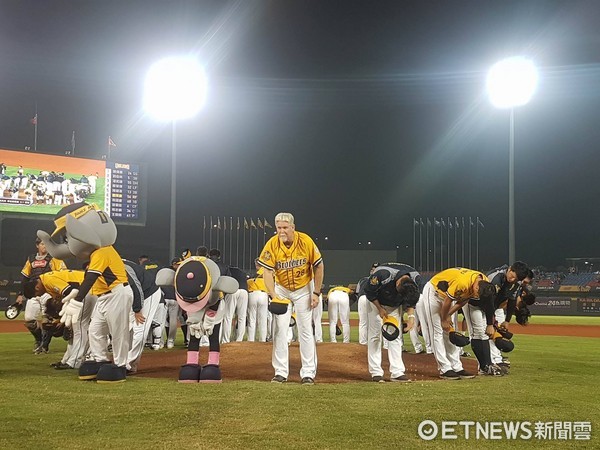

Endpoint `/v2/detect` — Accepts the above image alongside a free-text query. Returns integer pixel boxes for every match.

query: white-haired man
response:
[258,212,324,385]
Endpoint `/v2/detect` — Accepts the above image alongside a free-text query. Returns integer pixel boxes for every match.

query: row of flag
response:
[29,114,117,153]
[413,217,485,229]
[202,216,273,230]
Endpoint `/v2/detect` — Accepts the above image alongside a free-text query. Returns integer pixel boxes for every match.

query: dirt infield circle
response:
[3,319,598,383]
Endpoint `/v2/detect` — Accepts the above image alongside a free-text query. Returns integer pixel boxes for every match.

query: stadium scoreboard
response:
[104,161,141,220]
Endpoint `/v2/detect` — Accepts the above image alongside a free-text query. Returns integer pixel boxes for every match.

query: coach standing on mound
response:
[258,212,324,385]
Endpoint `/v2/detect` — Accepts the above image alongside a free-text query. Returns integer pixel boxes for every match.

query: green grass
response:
[1,324,599,449]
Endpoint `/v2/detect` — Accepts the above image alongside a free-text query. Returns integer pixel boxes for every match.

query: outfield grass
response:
[1,322,598,449]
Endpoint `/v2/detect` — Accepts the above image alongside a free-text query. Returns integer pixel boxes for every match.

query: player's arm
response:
[440,295,456,331]
[16,261,32,303]
[74,272,100,302]
[363,271,388,319]
[262,268,276,300]
[311,261,324,309]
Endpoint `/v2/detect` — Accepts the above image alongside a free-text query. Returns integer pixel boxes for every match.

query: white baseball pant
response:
[88,283,133,367]
[367,302,406,378]
[421,282,463,374]
[327,290,350,343]
[61,294,97,368]
[357,294,369,345]
[272,284,317,379]
[247,290,269,342]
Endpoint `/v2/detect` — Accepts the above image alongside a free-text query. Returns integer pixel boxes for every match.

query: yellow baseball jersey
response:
[247,269,267,293]
[39,270,85,300]
[258,231,322,291]
[21,255,66,279]
[430,268,489,302]
[87,245,128,295]
[328,286,352,296]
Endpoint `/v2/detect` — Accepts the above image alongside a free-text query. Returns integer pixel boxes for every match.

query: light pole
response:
[144,56,207,260]
[486,56,538,264]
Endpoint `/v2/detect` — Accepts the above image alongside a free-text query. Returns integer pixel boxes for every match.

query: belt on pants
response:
[99,282,129,296]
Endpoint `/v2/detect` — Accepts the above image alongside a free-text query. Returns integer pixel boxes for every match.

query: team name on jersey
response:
[276,258,307,270]
[31,260,49,268]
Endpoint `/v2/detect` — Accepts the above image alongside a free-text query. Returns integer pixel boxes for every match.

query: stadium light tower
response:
[144,57,207,260]
[486,56,538,264]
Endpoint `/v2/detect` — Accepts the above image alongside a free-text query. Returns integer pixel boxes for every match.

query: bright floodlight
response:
[486,57,538,109]
[144,57,207,121]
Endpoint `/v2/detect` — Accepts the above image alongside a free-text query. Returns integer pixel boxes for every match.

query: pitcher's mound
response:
[137,342,478,383]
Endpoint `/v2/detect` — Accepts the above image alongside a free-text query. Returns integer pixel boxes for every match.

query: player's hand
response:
[378,308,388,320]
[442,318,452,332]
[134,312,145,325]
[61,289,79,305]
[188,322,205,339]
[485,324,495,338]
[500,321,509,330]
[16,295,24,305]
[310,293,320,309]
[59,299,83,328]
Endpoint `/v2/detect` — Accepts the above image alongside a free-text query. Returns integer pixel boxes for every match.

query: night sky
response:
[1,0,599,269]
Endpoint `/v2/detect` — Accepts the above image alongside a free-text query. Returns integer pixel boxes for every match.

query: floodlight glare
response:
[144,57,207,121]
[486,57,538,109]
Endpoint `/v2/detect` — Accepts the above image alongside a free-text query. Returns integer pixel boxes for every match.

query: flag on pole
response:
[250,219,257,229]
[413,219,420,226]
[108,136,117,148]
[237,217,241,230]
[244,218,249,229]
[264,218,272,228]
[217,217,221,229]
[30,114,38,126]
[427,218,432,227]
[258,218,263,228]
[477,218,485,228]
[470,217,474,227]
[420,218,424,226]
[455,217,460,228]
[441,219,446,227]
[71,131,76,153]
[449,219,453,229]
[435,219,441,227]
[203,216,206,230]
[223,216,227,231]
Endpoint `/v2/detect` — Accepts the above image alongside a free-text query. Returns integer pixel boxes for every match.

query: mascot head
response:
[37,202,117,260]
[155,256,238,313]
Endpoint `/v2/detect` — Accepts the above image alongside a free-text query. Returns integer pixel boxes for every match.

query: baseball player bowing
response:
[363,263,421,382]
[422,268,495,380]
[257,212,324,385]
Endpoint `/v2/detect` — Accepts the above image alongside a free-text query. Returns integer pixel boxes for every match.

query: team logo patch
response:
[369,275,378,285]
[263,251,271,262]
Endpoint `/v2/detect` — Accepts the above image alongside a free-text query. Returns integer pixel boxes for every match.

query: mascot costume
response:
[37,202,134,383]
[156,256,238,383]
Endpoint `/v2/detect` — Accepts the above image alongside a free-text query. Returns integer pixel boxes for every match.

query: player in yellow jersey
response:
[247,260,269,342]
[258,212,324,384]
[32,270,98,370]
[17,236,67,354]
[326,286,352,343]
[422,268,496,379]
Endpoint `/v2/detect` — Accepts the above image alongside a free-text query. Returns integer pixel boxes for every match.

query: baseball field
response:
[1,315,598,449]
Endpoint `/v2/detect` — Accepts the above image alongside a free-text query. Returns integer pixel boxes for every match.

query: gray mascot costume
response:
[156,256,238,382]
[37,202,134,383]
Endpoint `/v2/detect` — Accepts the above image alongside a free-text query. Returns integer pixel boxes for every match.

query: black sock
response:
[470,339,492,369]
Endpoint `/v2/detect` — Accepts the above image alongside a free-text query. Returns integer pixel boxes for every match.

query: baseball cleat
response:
[439,370,461,380]
[456,369,476,379]
[390,375,412,383]
[301,377,315,385]
[271,375,287,383]
[372,376,385,383]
